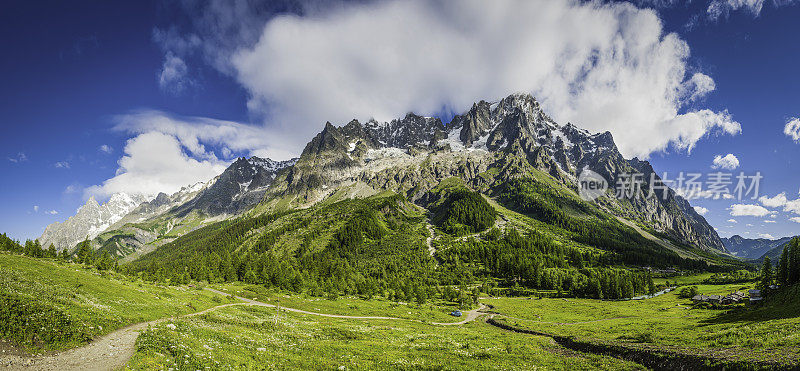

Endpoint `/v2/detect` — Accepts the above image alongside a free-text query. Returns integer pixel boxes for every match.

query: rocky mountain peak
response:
[39,192,148,251]
[174,155,296,216]
[283,92,725,251]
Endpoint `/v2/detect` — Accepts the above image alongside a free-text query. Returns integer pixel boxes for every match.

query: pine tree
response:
[96,250,112,271]
[47,244,57,258]
[759,256,773,291]
[788,239,800,285]
[76,240,93,265]
[777,244,790,286]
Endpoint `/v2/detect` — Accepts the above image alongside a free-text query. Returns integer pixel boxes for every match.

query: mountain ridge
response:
[270,93,723,251]
[42,92,724,259]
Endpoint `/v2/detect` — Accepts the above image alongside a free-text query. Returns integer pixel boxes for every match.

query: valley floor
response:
[2,254,799,370]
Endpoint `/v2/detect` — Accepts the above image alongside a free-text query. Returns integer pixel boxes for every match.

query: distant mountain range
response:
[721,235,794,260]
[39,157,296,255]
[41,93,726,262]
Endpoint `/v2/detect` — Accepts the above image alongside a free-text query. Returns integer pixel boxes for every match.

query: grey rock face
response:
[39,193,149,251]
[175,156,297,216]
[279,92,725,251]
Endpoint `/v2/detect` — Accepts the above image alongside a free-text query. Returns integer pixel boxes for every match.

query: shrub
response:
[0,292,90,348]
[678,286,700,298]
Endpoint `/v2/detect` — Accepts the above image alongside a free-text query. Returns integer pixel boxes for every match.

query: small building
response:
[749,289,763,303]
[720,292,745,305]
[691,294,708,303]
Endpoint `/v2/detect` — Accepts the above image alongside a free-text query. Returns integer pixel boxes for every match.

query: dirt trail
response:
[2,289,488,370]
[205,288,488,325]
[0,302,242,371]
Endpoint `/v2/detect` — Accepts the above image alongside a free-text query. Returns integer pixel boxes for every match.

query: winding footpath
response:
[1,289,488,370]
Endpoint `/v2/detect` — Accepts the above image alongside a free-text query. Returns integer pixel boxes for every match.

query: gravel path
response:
[2,289,488,370]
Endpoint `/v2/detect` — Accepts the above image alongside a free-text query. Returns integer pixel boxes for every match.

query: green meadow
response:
[210,282,472,323]
[125,304,642,370]
[0,252,225,352]
[485,278,800,367]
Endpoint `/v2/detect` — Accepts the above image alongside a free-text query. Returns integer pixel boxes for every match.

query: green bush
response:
[678,286,700,298]
[0,292,90,348]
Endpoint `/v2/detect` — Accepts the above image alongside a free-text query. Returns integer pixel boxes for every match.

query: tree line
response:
[0,233,117,271]
[760,237,800,290]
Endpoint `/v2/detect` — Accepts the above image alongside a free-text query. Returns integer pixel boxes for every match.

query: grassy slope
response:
[210,283,468,323]
[484,278,800,366]
[126,304,643,370]
[0,253,224,352]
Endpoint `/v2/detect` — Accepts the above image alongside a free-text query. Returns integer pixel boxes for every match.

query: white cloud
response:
[113,110,294,160]
[89,109,304,199]
[790,217,800,223]
[707,0,766,20]
[85,131,228,198]
[693,206,709,215]
[99,144,113,154]
[64,184,79,194]
[729,203,770,217]
[33,205,39,212]
[764,220,776,223]
[759,192,788,208]
[727,218,737,223]
[758,192,800,215]
[45,210,58,215]
[158,52,193,94]
[8,152,27,163]
[54,161,71,169]
[711,153,739,170]
[785,118,800,142]
[225,0,739,158]
[758,233,775,239]
[785,199,800,215]
[682,73,716,102]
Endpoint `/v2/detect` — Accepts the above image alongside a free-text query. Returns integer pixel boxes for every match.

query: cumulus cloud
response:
[758,192,800,215]
[784,118,800,142]
[711,153,740,170]
[45,210,58,215]
[33,205,39,213]
[764,220,776,223]
[729,203,770,217]
[759,192,788,208]
[214,0,741,158]
[99,144,113,154]
[113,110,294,160]
[727,218,738,223]
[85,131,228,198]
[89,109,303,199]
[758,233,775,239]
[693,206,709,215]
[790,217,800,223]
[785,199,800,215]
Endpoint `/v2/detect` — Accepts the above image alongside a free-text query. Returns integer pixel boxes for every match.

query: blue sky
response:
[1,0,798,242]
